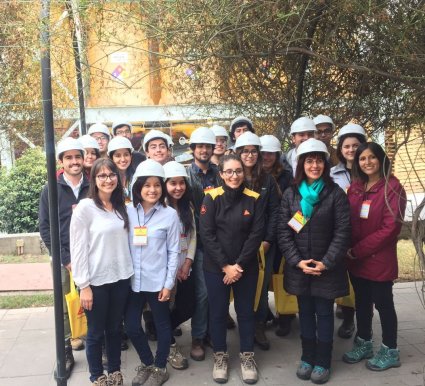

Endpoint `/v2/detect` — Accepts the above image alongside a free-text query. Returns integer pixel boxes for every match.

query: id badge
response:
[180,234,188,252]
[360,200,372,219]
[288,211,307,233]
[133,226,148,246]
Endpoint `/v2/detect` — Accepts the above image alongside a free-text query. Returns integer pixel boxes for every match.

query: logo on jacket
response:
[200,205,207,215]
[243,209,251,216]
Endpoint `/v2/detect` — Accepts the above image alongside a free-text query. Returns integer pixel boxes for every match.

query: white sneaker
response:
[213,352,229,384]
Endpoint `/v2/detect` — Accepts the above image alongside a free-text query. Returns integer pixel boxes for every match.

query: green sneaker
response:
[342,336,373,364]
[310,366,330,384]
[366,344,401,371]
[296,361,313,380]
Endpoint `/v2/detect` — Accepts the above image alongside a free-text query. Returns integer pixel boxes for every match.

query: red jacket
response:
[347,176,406,281]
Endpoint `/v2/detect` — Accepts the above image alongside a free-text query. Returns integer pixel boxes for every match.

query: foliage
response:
[0,148,47,233]
[0,293,53,309]
[0,254,50,264]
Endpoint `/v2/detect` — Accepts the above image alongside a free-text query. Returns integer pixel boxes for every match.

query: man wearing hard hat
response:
[210,125,230,165]
[88,122,111,158]
[142,129,173,165]
[313,114,339,167]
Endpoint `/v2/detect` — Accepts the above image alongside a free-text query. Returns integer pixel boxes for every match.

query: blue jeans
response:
[255,244,275,322]
[84,279,130,382]
[204,271,257,353]
[125,290,171,368]
[191,248,209,339]
[297,295,334,343]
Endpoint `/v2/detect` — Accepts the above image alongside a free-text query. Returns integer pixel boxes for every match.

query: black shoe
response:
[54,345,75,380]
[173,327,183,337]
[337,319,355,339]
[275,314,295,337]
[227,313,236,329]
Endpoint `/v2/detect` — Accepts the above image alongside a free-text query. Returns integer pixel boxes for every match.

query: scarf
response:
[299,178,325,219]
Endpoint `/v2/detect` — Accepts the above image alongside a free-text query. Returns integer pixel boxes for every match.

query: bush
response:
[0,147,47,233]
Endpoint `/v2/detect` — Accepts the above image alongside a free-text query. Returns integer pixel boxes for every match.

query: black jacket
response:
[200,184,265,275]
[277,183,351,299]
[38,174,89,266]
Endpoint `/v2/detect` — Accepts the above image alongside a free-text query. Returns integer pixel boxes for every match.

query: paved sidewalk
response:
[0,282,424,385]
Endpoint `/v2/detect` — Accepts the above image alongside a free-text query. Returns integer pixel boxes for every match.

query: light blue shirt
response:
[127,202,180,292]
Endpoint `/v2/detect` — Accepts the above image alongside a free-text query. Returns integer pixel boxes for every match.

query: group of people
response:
[39,115,406,386]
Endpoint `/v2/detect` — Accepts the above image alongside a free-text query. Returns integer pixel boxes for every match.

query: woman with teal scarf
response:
[277,138,351,384]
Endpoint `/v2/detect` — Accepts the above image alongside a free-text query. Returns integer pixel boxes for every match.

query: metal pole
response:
[40,1,67,385]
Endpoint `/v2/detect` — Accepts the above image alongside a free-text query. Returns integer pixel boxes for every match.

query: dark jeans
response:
[125,290,171,368]
[350,274,397,348]
[84,278,130,382]
[204,270,257,353]
[297,295,334,343]
[171,274,195,332]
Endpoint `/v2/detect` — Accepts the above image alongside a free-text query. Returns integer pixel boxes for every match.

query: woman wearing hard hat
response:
[163,161,196,371]
[330,123,367,340]
[108,136,135,203]
[125,159,180,386]
[234,132,281,352]
[70,158,134,386]
[277,138,351,384]
[79,135,100,178]
[199,153,264,384]
[210,125,230,165]
[342,142,406,371]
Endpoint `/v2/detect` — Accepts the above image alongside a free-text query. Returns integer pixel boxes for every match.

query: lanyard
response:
[136,206,157,226]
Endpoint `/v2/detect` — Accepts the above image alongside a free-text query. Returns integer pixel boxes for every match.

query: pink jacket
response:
[347,176,406,281]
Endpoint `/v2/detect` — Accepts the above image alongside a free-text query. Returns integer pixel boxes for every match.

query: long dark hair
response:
[293,152,333,187]
[336,133,367,164]
[132,176,167,208]
[88,158,129,229]
[235,146,266,193]
[165,177,195,236]
[352,142,391,182]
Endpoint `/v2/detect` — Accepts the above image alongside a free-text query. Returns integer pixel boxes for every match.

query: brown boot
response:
[190,338,205,361]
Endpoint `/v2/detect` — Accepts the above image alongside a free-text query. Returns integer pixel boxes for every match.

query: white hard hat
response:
[112,120,133,135]
[88,122,110,137]
[143,129,170,151]
[337,123,366,139]
[189,127,216,145]
[229,116,253,132]
[163,133,174,147]
[132,159,165,187]
[313,114,335,130]
[56,137,84,159]
[211,125,229,139]
[260,135,281,153]
[79,134,100,150]
[296,138,330,159]
[164,161,188,179]
[234,131,262,149]
[290,117,316,134]
[107,136,134,157]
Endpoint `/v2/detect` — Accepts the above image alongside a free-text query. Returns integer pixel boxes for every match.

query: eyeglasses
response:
[222,168,244,177]
[317,128,332,135]
[241,149,258,156]
[96,173,118,181]
[93,135,109,142]
[115,129,131,136]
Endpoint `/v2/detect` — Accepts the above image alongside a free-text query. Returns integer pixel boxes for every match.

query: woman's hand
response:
[177,258,192,282]
[80,286,93,310]
[297,259,325,276]
[222,264,243,285]
[158,288,171,302]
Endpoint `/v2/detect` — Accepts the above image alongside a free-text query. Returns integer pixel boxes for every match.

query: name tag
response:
[133,226,148,246]
[360,200,372,219]
[180,234,188,252]
[288,211,307,233]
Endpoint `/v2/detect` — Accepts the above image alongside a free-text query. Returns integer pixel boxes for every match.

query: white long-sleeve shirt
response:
[70,198,134,289]
[127,202,180,292]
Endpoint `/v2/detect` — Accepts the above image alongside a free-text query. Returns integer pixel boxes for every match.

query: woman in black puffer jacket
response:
[277,139,351,384]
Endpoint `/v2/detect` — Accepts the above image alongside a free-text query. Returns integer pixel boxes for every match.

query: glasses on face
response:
[305,158,325,166]
[222,168,244,177]
[116,129,131,136]
[241,149,258,156]
[317,128,333,136]
[93,135,108,142]
[96,173,118,181]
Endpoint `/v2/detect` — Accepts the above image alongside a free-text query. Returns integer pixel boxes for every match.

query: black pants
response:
[350,274,397,348]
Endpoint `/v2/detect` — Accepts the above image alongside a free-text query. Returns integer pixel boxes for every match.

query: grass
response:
[397,239,423,282]
[0,292,53,309]
[0,254,50,264]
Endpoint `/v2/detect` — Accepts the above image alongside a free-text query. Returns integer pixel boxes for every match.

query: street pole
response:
[40,1,67,385]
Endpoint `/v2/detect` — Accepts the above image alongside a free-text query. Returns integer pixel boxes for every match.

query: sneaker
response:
[254,322,270,351]
[240,352,258,384]
[296,361,313,380]
[54,344,75,380]
[168,343,188,370]
[190,338,205,361]
[337,319,355,339]
[92,374,108,386]
[132,364,153,386]
[310,366,330,384]
[366,344,401,371]
[342,336,373,364]
[71,337,85,351]
[213,351,229,384]
[145,367,169,386]
[108,370,123,386]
